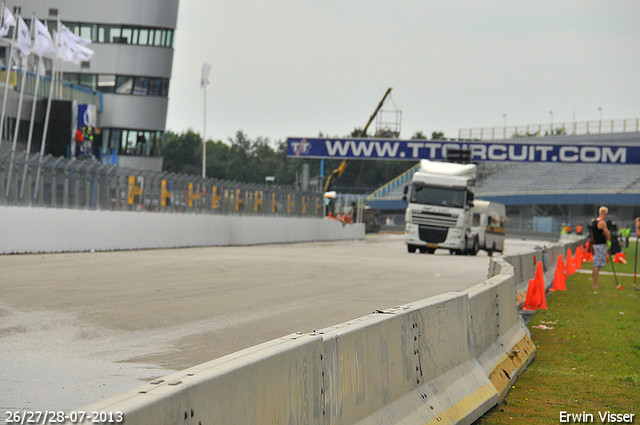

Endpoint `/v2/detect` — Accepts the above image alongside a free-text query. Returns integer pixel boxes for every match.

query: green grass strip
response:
[475,251,640,424]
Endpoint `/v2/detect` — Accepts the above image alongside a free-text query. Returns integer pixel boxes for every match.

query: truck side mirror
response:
[402,185,408,203]
[467,192,474,207]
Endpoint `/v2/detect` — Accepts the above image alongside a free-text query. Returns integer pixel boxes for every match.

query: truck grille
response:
[411,211,458,228]
[419,225,448,243]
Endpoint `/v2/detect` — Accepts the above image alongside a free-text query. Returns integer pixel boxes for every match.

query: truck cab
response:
[404,160,478,255]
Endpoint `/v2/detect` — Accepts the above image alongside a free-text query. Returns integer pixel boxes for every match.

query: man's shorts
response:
[593,243,607,268]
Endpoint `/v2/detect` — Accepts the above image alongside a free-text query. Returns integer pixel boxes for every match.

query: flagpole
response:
[4,13,33,204]
[0,2,17,152]
[19,52,42,204]
[33,18,58,205]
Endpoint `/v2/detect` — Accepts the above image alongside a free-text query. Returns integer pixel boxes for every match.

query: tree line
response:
[162,130,445,193]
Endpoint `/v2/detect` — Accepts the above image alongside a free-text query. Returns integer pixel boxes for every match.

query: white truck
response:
[403,160,506,255]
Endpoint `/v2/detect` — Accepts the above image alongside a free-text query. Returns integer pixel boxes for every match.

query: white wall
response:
[0,206,365,254]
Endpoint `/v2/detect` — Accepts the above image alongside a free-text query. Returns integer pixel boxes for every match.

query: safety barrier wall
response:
[77,333,325,425]
[0,206,365,254]
[319,293,498,425]
[467,258,533,404]
[68,238,581,425]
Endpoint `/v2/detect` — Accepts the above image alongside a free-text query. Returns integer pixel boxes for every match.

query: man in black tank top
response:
[592,206,610,289]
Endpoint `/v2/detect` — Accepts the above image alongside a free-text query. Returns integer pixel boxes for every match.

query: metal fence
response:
[0,151,324,218]
[459,118,640,141]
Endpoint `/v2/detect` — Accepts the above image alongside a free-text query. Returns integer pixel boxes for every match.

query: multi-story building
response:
[3,0,180,171]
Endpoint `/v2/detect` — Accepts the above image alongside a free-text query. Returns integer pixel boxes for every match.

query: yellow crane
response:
[323,87,393,193]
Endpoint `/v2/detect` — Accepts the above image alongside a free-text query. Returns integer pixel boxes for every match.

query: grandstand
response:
[366,132,640,233]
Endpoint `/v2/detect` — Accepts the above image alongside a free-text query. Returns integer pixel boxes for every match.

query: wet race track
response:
[0,234,543,412]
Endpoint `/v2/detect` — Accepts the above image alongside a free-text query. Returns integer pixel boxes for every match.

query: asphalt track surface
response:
[0,234,541,413]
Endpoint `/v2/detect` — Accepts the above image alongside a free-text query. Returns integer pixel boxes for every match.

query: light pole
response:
[502,114,507,139]
[201,63,212,178]
[203,83,207,177]
[549,110,553,134]
[598,107,603,133]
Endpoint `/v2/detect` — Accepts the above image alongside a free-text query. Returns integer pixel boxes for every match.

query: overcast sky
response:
[165,1,640,144]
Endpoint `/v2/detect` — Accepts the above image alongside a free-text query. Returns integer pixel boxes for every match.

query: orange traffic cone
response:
[523,261,547,310]
[566,249,575,276]
[522,279,538,311]
[575,246,583,270]
[614,252,627,264]
[550,254,566,292]
[535,261,547,309]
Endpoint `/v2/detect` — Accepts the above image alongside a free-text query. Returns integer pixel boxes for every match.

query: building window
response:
[73,73,169,97]
[121,27,133,44]
[138,28,149,45]
[65,22,174,48]
[154,30,163,46]
[78,74,95,88]
[132,77,148,95]
[79,24,95,41]
[97,75,116,93]
[102,128,164,157]
[49,9,58,17]
[115,76,133,94]
[109,26,122,43]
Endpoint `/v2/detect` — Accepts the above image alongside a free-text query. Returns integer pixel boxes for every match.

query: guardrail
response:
[365,163,419,201]
[459,118,640,141]
[0,152,323,218]
[67,238,583,424]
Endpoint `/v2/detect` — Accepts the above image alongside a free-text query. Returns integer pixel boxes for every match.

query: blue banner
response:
[77,104,97,128]
[286,137,640,164]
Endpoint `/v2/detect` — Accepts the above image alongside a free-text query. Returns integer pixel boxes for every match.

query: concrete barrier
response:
[67,238,584,424]
[74,333,325,425]
[467,259,534,403]
[319,293,497,425]
[0,206,365,254]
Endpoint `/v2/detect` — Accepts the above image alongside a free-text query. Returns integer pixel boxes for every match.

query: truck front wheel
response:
[407,245,418,253]
[465,236,479,256]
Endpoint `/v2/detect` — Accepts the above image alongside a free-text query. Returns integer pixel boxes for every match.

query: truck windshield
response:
[410,185,466,208]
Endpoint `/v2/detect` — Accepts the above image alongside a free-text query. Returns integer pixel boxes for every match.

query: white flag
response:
[15,16,30,56]
[32,19,53,57]
[70,43,95,64]
[55,31,69,60]
[60,23,91,46]
[0,7,16,37]
[57,29,94,64]
[201,62,211,88]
